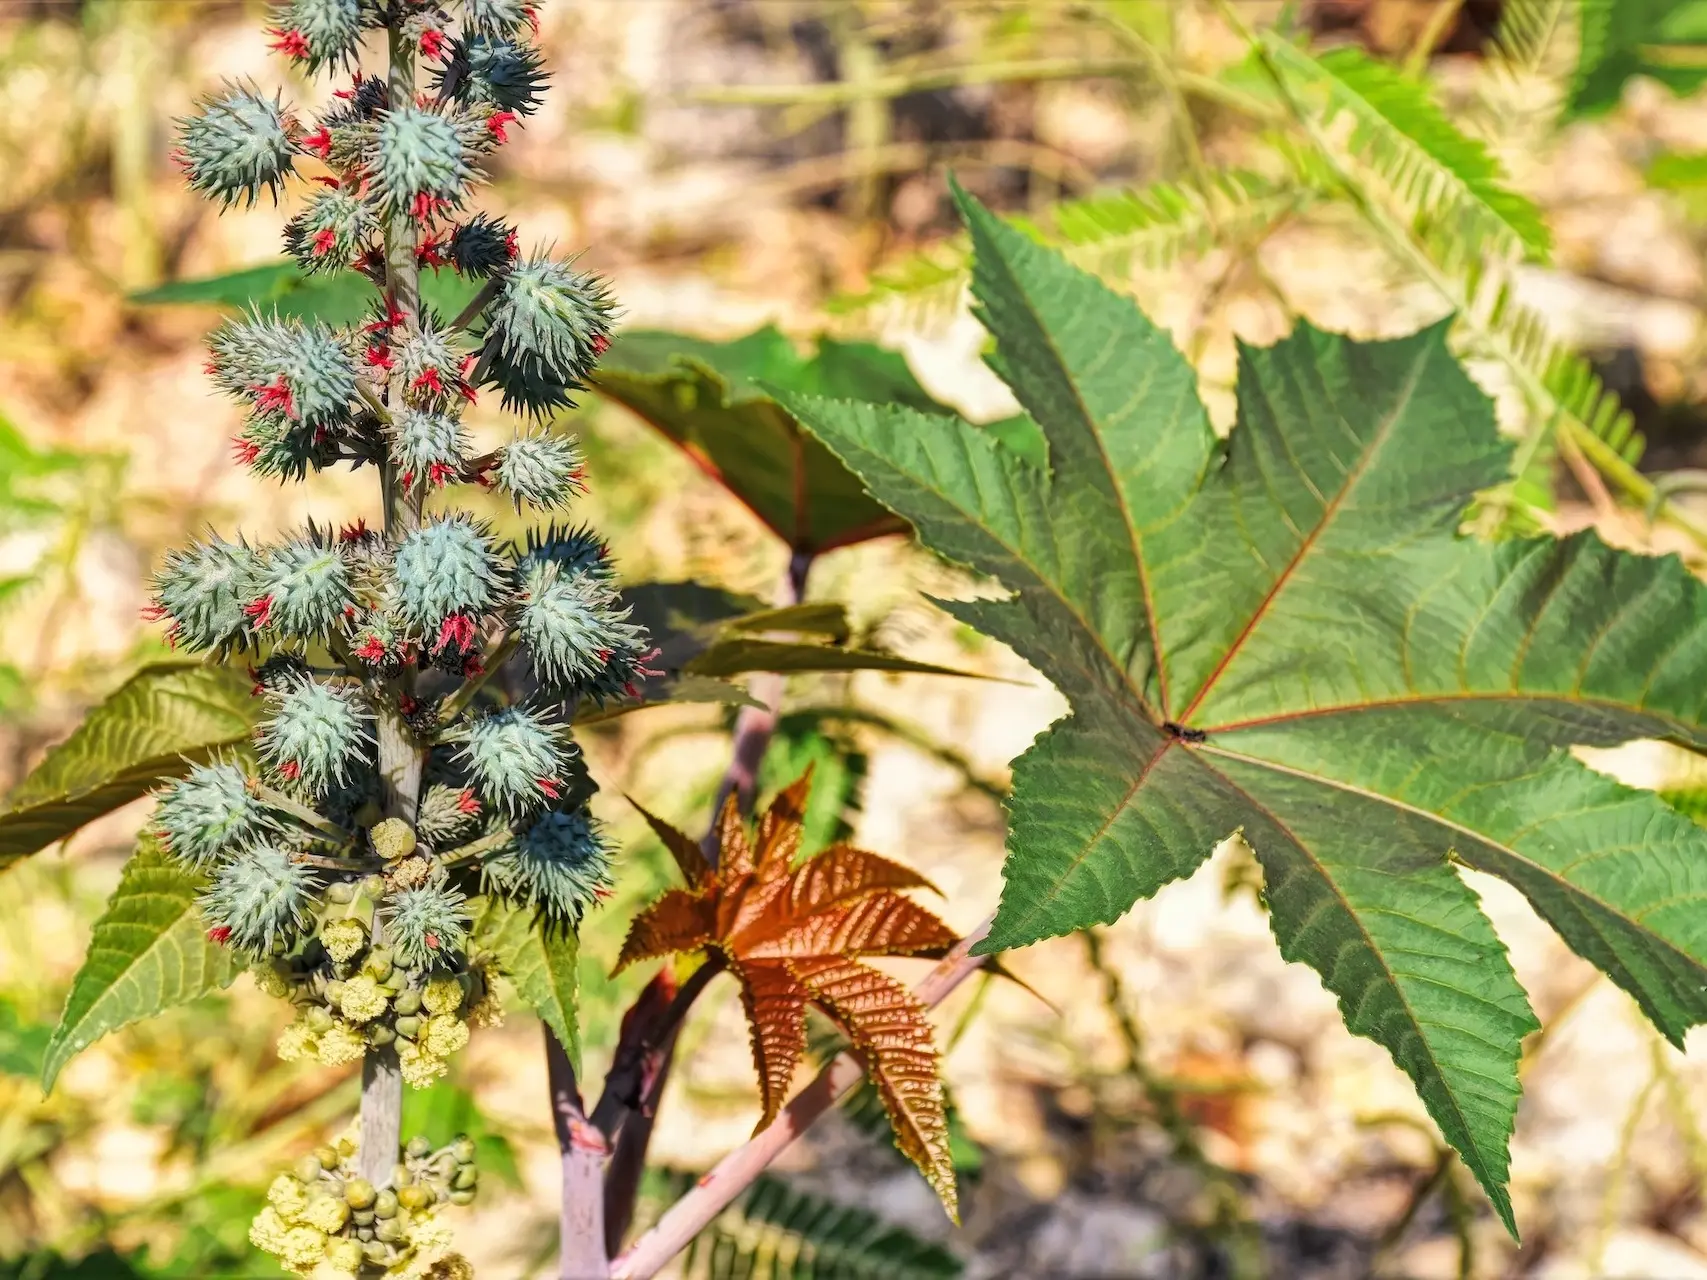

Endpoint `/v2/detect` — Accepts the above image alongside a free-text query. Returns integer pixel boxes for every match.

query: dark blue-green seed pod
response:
[392,516,505,639]
[199,843,317,956]
[154,763,274,871]
[493,433,583,510]
[148,534,261,653]
[450,705,568,816]
[269,0,370,73]
[447,213,516,278]
[248,532,356,640]
[481,807,611,926]
[561,621,657,707]
[232,416,342,483]
[479,253,615,416]
[176,83,296,209]
[514,523,612,581]
[283,188,377,274]
[372,106,482,217]
[257,674,373,793]
[385,881,471,969]
[434,35,550,116]
[514,562,644,689]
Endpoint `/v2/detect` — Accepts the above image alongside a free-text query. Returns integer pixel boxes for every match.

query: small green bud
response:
[294,1155,323,1184]
[326,881,357,904]
[393,989,423,1016]
[368,1022,396,1046]
[306,1006,335,1033]
[449,1188,476,1205]
[363,1237,386,1258]
[361,874,387,899]
[323,980,346,1004]
[374,1189,399,1219]
[393,1163,416,1188]
[314,1145,340,1169]
[453,1165,478,1190]
[352,1208,375,1227]
[343,1177,376,1209]
[397,1183,433,1210]
[394,1015,420,1039]
[364,950,394,982]
[452,1136,476,1164]
[371,817,418,862]
[406,1135,432,1158]
[375,1216,406,1243]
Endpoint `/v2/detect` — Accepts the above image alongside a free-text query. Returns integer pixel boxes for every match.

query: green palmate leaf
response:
[787,186,1707,1234]
[0,663,260,868]
[42,837,243,1091]
[592,328,1029,555]
[474,898,580,1072]
[131,259,481,326]
[1570,0,1707,119]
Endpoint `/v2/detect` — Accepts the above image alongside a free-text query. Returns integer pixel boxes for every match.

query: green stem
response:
[252,783,360,847]
[438,631,517,724]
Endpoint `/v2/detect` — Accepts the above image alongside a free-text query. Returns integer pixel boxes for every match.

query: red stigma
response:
[461,653,485,678]
[486,111,517,144]
[400,470,415,489]
[252,376,296,420]
[592,333,610,357]
[279,760,301,781]
[311,227,337,257]
[433,613,477,654]
[410,192,450,223]
[268,27,310,59]
[207,925,233,944]
[339,518,368,542]
[456,789,480,815]
[301,127,333,159]
[170,148,192,175]
[243,595,274,626]
[399,694,419,715]
[635,647,665,679]
[419,28,447,60]
[428,461,456,488]
[425,932,440,950]
[333,75,359,101]
[141,602,169,623]
[313,174,342,190]
[365,344,394,370]
[231,436,262,466]
[164,623,182,649]
[412,367,445,396]
[504,228,519,259]
[364,301,407,333]
[524,5,540,34]
[537,777,561,799]
[354,635,388,662]
[417,234,449,267]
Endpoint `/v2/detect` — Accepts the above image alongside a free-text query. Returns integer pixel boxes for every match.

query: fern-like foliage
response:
[1488,0,1575,78]
[654,1170,964,1280]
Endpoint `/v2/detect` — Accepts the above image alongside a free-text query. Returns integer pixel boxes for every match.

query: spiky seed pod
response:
[177,83,297,208]
[459,0,535,36]
[451,705,567,815]
[200,843,317,956]
[566,627,659,707]
[248,533,356,640]
[385,882,470,969]
[481,808,611,925]
[493,433,583,510]
[434,35,550,116]
[154,763,273,871]
[233,415,342,482]
[268,0,369,72]
[480,254,615,415]
[391,516,504,642]
[257,675,373,793]
[446,213,516,278]
[371,106,482,218]
[349,611,406,674]
[208,314,359,427]
[417,784,482,846]
[389,409,469,487]
[318,72,389,130]
[148,534,261,653]
[514,523,612,581]
[393,323,471,408]
[284,188,377,274]
[515,562,645,688]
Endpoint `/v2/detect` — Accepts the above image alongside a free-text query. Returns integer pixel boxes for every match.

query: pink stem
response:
[547,1025,611,1280]
[607,915,994,1280]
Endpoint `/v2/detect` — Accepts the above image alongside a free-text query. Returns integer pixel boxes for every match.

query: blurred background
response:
[9,1,1707,1277]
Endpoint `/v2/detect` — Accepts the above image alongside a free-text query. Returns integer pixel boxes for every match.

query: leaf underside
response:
[1,663,259,869]
[785,185,1707,1235]
[42,837,243,1091]
[476,898,581,1073]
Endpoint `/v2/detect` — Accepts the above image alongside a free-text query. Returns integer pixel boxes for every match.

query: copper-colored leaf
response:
[614,889,717,973]
[730,958,810,1131]
[751,768,812,879]
[629,799,713,887]
[716,792,754,877]
[739,891,959,960]
[790,956,957,1220]
[787,843,937,916]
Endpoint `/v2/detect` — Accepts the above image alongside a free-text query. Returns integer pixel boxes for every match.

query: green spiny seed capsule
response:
[295,1155,323,1184]
[375,1216,405,1243]
[452,1135,476,1164]
[314,1145,340,1169]
[374,1188,399,1219]
[361,874,387,899]
[394,1014,420,1039]
[453,1165,478,1190]
[449,1188,477,1206]
[326,880,357,904]
[392,989,422,1016]
[368,1022,396,1046]
[343,1177,376,1209]
[397,1182,433,1210]
[371,817,417,862]
[306,1005,335,1033]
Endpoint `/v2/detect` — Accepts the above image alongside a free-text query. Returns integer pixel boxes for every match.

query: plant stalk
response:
[359,21,423,1189]
[547,1025,611,1280]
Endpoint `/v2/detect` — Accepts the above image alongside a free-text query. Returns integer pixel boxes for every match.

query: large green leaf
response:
[42,837,243,1091]
[131,260,481,326]
[475,899,581,1072]
[1569,0,1707,119]
[786,186,1707,1234]
[593,328,1038,554]
[1,664,260,868]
